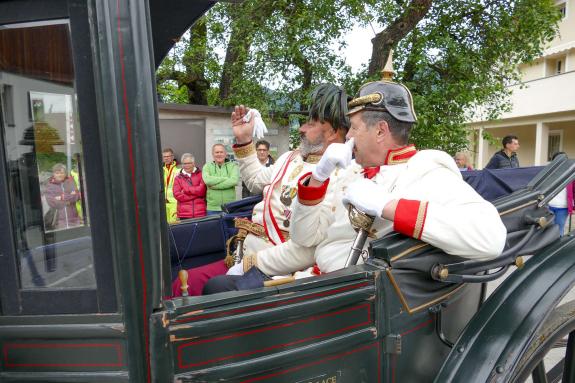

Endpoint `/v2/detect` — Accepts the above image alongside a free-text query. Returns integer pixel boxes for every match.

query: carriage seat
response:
[168,195,261,280]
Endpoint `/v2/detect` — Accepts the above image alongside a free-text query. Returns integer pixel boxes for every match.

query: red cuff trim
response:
[393,199,428,240]
[232,141,253,148]
[312,264,322,275]
[297,172,330,206]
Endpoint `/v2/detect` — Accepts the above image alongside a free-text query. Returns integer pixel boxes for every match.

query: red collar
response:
[384,145,417,165]
[362,167,380,179]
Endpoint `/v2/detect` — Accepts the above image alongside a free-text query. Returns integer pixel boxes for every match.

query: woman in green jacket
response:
[203,144,239,214]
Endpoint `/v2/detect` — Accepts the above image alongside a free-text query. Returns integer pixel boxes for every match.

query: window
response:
[545,55,567,77]
[548,130,563,161]
[0,21,95,291]
[557,1,567,18]
[0,8,120,315]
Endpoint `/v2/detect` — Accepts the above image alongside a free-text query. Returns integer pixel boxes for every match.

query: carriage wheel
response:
[511,300,575,382]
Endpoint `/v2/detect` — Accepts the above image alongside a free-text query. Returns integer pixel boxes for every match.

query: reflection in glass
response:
[0,21,95,289]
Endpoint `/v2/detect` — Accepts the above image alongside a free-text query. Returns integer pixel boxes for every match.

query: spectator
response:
[548,152,575,236]
[162,148,179,223]
[203,144,239,214]
[242,139,275,198]
[454,152,473,171]
[44,163,81,230]
[485,135,520,169]
[173,153,206,219]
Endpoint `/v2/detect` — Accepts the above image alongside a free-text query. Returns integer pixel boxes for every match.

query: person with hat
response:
[172,83,350,296]
[204,79,506,291]
[288,79,507,274]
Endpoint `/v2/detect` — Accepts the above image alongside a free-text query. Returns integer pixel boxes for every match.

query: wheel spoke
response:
[547,358,565,383]
[532,361,548,383]
[563,332,575,383]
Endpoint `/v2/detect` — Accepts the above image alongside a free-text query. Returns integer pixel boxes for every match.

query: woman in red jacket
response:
[173,153,207,219]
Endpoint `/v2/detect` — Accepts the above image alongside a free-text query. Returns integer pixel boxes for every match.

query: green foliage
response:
[392,0,560,153]
[156,0,560,153]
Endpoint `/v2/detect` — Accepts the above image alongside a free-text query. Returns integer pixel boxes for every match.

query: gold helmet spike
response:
[381,50,395,81]
[347,48,417,122]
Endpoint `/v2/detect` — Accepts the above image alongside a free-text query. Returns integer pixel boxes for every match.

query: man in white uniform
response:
[173,83,350,296]
[291,80,506,273]
[203,80,506,290]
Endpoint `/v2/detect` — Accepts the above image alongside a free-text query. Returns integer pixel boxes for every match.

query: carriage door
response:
[0,1,123,381]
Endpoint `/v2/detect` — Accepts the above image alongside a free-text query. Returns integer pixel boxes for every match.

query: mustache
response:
[299,134,324,156]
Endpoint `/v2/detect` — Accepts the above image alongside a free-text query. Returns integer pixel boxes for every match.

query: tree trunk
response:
[184,18,209,104]
[218,2,275,102]
[368,0,433,77]
[218,12,254,102]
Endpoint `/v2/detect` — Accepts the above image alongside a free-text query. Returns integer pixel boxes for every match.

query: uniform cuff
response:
[393,199,428,240]
[297,172,330,206]
[243,253,258,273]
[232,142,255,158]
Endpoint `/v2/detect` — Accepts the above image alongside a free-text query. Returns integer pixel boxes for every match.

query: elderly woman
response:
[44,163,81,230]
[454,152,474,171]
[173,153,207,219]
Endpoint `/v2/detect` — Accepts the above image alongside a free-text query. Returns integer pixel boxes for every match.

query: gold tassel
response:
[224,236,236,268]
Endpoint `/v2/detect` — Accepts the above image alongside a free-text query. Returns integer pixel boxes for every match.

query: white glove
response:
[311,138,354,182]
[342,178,394,219]
[243,109,268,139]
[293,269,315,280]
[226,262,245,276]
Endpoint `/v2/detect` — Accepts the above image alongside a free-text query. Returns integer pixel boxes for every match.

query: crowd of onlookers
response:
[161,133,573,235]
[163,140,274,222]
[40,132,572,236]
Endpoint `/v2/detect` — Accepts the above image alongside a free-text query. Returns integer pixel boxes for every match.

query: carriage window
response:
[0,21,95,290]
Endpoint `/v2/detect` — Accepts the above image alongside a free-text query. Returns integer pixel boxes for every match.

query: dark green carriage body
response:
[0,1,574,382]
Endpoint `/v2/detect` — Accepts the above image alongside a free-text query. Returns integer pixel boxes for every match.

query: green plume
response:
[309,83,350,132]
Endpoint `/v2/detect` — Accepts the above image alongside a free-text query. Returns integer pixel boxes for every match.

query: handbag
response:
[43,208,59,230]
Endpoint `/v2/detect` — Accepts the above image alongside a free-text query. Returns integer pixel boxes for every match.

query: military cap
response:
[289,83,350,132]
[347,80,417,123]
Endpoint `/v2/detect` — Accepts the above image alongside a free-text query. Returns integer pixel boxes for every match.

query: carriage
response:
[0,1,574,382]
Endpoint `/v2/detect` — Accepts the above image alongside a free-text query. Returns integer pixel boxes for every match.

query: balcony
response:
[500,70,575,120]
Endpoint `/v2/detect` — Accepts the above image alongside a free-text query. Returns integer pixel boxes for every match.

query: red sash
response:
[262,151,298,245]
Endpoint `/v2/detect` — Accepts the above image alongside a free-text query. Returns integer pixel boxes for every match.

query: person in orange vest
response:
[162,148,179,223]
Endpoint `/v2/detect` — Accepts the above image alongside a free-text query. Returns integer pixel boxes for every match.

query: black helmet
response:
[347,81,417,123]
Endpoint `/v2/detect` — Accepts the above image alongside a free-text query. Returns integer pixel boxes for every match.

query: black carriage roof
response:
[151,0,232,68]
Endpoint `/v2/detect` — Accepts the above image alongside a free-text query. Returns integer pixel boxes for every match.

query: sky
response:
[342,24,379,72]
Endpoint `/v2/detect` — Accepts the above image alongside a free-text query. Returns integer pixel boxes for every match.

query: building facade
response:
[158,103,291,200]
[468,0,575,168]
[158,103,290,168]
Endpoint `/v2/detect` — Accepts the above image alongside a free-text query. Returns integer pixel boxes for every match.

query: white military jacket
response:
[290,147,507,274]
[233,142,325,275]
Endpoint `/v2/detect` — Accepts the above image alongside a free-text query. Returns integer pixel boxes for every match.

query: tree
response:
[157,0,374,111]
[365,0,560,152]
[157,0,561,153]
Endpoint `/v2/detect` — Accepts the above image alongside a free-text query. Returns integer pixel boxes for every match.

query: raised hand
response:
[231,105,254,144]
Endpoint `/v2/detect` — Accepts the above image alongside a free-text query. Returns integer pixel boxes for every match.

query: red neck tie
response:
[362,166,380,179]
